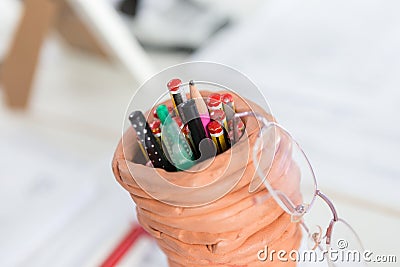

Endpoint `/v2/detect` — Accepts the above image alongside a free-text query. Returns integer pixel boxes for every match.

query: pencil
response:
[189,80,210,135]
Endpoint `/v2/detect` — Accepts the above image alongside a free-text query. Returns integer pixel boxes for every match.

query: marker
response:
[129,111,176,172]
[207,93,223,111]
[209,109,228,131]
[208,121,231,154]
[178,99,214,160]
[156,105,194,170]
[167,78,187,111]
[189,80,210,135]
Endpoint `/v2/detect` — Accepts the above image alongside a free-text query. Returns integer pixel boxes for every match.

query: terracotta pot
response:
[112,92,302,266]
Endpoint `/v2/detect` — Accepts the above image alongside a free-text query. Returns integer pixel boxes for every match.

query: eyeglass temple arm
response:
[233,111,270,143]
[234,111,267,122]
[316,190,338,222]
[316,190,339,245]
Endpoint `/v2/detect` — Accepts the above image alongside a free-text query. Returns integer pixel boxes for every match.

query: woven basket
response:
[112,92,302,266]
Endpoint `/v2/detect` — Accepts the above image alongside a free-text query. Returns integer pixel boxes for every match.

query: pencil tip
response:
[189,80,195,86]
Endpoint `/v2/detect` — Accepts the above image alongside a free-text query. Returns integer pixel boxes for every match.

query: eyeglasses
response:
[233,111,367,267]
[162,79,366,265]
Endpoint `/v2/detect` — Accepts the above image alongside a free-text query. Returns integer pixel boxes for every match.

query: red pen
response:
[100,224,149,267]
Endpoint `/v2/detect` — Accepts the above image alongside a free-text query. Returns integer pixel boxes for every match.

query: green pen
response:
[156,104,194,170]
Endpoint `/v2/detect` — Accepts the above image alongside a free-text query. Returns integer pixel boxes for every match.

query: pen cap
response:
[207,93,223,110]
[156,104,171,124]
[167,78,182,92]
[207,121,223,135]
[208,93,221,102]
[177,99,200,124]
[209,110,226,122]
[221,93,234,105]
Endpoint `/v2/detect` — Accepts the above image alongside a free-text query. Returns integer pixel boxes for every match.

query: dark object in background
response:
[118,0,139,17]
[129,0,230,52]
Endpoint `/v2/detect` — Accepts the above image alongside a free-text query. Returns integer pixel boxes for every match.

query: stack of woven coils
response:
[113,90,302,266]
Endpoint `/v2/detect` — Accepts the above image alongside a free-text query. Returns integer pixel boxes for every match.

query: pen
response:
[100,224,148,267]
[207,93,223,112]
[209,109,228,131]
[208,121,231,154]
[167,78,187,111]
[178,99,214,160]
[129,111,176,172]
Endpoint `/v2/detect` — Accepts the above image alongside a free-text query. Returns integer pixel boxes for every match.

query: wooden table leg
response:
[1,0,60,109]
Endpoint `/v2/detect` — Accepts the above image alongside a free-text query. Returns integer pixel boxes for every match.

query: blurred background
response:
[0,0,399,266]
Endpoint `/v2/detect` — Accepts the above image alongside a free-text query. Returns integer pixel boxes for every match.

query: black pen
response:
[178,99,214,160]
[129,111,176,172]
[167,78,187,111]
